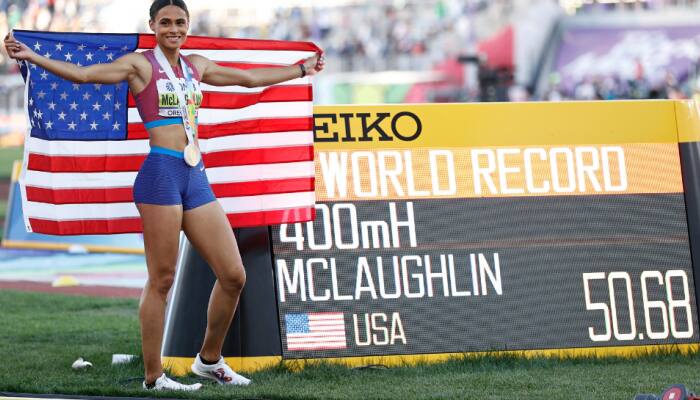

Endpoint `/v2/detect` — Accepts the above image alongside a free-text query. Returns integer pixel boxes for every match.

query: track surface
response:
[0,248,146,295]
[0,280,141,298]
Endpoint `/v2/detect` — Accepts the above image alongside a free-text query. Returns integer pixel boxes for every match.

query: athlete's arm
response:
[3,32,140,84]
[190,52,325,88]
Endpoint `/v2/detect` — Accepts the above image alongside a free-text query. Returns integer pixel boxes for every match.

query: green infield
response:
[0,146,23,236]
[0,146,23,180]
[2,289,700,399]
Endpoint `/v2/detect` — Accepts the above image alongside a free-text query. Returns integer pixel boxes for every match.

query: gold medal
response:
[183,143,201,167]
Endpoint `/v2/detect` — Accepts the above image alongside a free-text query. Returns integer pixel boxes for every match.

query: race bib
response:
[156,75,202,118]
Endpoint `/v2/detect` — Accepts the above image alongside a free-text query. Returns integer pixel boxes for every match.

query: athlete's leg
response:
[182,200,245,361]
[137,203,183,384]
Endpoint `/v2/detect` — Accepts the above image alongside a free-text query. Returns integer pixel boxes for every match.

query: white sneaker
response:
[191,353,251,386]
[143,373,203,391]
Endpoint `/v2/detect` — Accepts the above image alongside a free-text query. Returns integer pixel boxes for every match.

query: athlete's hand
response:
[303,51,325,76]
[4,32,35,62]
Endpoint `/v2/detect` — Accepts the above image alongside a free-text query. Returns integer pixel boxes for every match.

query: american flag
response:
[13,30,318,235]
[285,312,347,351]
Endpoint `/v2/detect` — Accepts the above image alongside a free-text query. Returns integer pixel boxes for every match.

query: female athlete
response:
[4,0,324,391]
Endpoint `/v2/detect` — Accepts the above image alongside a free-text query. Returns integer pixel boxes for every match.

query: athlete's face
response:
[149,5,189,51]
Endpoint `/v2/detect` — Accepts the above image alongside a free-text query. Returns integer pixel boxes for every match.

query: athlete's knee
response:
[149,272,176,297]
[219,267,246,293]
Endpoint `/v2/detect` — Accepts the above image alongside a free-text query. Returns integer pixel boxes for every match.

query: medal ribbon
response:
[152,46,198,150]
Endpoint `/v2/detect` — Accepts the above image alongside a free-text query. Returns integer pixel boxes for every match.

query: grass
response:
[0,146,23,236]
[0,200,6,221]
[0,146,22,238]
[0,146,23,180]
[2,290,700,399]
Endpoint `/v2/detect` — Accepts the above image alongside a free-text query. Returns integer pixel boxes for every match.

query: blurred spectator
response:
[1,0,94,73]
[1,0,699,103]
[540,69,697,101]
[188,0,506,74]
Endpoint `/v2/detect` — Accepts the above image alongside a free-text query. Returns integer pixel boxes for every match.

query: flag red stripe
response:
[28,146,312,173]
[137,34,321,52]
[127,117,313,140]
[28,153,146,173]
[126,85,312,109]
[25,178,314,204]
[126,124,149,139]
[25,186,135,204]
[226,207,315,228]
[28,217,144,235]
[27,207,316,234]
[203,145,313,168]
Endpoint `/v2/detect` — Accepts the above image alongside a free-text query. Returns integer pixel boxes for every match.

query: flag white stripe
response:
[27,132,312,156]
[205,161,314,183]
[24,161,314,188]
[287,342,346,349]
[287,337,347,343]
[25,201,137,219]
[287,332,346,337]
[217,191,315,211]
[25,171,137,188]
[25,191,315,219]
[309,320,345,325]
[27,137,151,156]
[308,325,345,330]
[127,101,312,124]
[200,131,312,152]
[307,326,345,332]
[288,332,347,337]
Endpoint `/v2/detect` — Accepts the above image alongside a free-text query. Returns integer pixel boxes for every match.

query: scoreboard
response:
[271,101,700,360]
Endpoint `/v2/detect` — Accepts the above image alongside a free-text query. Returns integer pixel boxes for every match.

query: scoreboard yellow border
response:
[676,100,700,143]
[313,100,693,150]
[163,343,700,375]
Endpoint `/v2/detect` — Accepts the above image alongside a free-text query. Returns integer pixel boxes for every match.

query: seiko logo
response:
[313,112,422,143]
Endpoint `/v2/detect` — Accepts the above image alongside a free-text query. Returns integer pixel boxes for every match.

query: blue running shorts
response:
[133,146,216,210]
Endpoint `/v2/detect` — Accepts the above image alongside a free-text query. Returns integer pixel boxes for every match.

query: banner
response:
[554,25,700,91]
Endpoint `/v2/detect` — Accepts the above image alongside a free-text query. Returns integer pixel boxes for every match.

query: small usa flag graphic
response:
[285,312,347,351]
